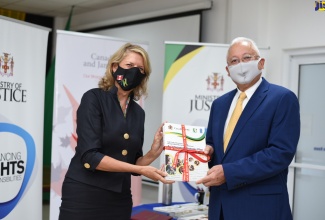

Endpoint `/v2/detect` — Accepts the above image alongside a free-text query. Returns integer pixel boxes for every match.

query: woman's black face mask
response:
[112,65,145,91]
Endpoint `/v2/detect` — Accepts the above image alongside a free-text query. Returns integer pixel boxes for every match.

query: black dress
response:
[59,86,145,220]
[59,177,132,220]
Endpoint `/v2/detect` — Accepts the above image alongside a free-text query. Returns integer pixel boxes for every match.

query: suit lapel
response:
[224,78,269,155]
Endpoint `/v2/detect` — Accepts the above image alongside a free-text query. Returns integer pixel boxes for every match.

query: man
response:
[196,37,300,220]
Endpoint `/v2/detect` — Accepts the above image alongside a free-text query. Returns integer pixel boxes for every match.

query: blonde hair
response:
[98,43,151,100]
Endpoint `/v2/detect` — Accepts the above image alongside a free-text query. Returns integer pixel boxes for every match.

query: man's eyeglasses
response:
[228,54,260,66]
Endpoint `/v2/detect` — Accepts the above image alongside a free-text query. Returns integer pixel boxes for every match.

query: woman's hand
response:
[139,165,174,184]
[149,122,165,158]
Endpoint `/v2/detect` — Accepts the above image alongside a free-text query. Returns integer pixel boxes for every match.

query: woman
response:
[59,43,173,220]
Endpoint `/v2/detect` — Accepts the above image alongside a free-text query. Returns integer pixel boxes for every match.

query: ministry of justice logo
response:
[206,72,224,92]
[189,72,224,113]
[0,52,14,77]
[0,52,28,103]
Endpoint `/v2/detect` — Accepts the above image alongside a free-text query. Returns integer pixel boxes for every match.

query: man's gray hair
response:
[227,37,260,59]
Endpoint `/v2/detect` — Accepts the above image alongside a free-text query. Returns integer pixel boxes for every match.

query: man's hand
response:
[204,144,214,156]
[196,165,225,187]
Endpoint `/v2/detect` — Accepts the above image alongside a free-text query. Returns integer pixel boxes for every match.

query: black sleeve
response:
[76,90,105,171]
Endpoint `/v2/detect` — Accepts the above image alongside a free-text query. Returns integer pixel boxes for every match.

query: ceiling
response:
[0,0,142,17]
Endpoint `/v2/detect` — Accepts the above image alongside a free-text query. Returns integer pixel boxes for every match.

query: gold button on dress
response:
[124,133,129,139]
[84,163,90,169]
[122,149,128,156]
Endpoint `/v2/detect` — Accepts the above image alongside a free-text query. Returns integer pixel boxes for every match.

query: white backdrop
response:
[50,30,148,220]
[160,41,270,203]
[0,16,49,220]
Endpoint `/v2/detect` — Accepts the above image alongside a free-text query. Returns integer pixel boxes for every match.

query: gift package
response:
[163,123,209,182]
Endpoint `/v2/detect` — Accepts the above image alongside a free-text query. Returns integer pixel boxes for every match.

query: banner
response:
[50,30,148,220]
[43,6,74,202]
[0,16,50,219]
[160,41,269,202]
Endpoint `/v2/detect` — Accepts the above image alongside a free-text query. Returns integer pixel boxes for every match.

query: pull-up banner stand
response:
[50,30,148,220]
[0,15,50,220]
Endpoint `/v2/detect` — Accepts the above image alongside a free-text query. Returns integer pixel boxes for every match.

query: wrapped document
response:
[163,123,209,182]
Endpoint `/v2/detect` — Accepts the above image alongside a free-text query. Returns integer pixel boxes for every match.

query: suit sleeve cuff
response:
[81,150,105,172]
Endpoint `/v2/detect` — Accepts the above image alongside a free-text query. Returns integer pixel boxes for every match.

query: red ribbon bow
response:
[164,125,210,182]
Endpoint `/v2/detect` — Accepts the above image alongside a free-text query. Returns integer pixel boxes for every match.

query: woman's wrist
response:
[146,149,156,160]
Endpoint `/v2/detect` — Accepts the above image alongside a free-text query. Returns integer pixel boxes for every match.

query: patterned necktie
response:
[223,92,247,152]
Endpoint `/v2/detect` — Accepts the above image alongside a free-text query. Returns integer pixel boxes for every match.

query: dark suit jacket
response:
[65,86,144,193]
[206,78,300,220]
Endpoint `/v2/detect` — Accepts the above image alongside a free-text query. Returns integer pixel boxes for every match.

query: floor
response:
[42,184,158,220]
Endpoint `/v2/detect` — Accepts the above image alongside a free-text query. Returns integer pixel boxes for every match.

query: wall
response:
[52,1,325,193]
[70,0,211,31]
[202,0,325,86]
[55,0,325,85]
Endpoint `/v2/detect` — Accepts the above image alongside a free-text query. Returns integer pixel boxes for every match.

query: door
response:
[284,50,325,220]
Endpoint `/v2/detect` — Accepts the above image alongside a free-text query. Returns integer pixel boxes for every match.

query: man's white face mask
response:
[228,58,262,85]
